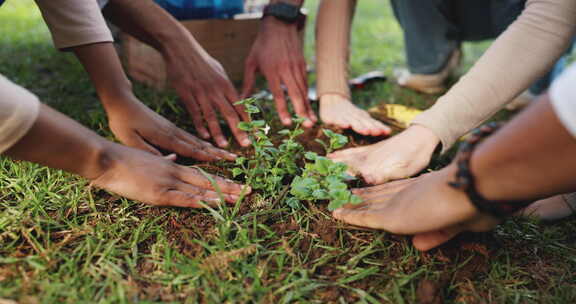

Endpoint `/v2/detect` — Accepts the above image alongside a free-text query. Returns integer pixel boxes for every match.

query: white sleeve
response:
[0,75,40,154]
[550,63,576,139]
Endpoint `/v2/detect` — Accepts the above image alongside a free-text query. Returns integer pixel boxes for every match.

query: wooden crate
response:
[122,17,304,90]
[122,18,260,89]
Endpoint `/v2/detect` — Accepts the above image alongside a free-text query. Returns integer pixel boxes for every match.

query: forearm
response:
[316,0,356,99]
[72,42,134,111]
[469,96,576,202]
[5,104,115,180]
[103,0,191,54]
[412,0,576,152]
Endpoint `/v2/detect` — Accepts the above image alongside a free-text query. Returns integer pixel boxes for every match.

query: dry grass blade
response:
[201,244,257,272]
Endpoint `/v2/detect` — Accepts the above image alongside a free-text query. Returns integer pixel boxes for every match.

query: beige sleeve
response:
[316,0,356,100]
[35,0,113,50]
[411,0,576,153]
[0,75,40,154]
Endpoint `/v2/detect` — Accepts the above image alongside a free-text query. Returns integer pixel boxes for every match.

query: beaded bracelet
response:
[448,122,533,218]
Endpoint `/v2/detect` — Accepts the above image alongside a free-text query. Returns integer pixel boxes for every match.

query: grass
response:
[1,1,576,303]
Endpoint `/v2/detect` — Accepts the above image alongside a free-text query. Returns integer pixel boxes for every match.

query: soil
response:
[126,109,523,303]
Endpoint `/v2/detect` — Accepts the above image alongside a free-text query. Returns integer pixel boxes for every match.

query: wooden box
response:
[122,18,260,89]
[122,16,304,90]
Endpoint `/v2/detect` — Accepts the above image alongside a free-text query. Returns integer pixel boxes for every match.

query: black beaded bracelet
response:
[448,122,533,218]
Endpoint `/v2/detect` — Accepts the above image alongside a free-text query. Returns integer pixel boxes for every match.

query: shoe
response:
[394,48,462,94]
[505,90,535,111]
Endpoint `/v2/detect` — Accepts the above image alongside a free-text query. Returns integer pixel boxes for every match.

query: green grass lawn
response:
[2,1,576,303]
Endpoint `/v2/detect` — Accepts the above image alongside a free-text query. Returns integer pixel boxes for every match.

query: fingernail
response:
[242,139,251,146]
[218,140,229,148]
[303,120,313,128]
[282,118,292,125]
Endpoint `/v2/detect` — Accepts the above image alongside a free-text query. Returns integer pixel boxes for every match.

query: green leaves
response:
[289,152,361,211]
[232,98,359,211]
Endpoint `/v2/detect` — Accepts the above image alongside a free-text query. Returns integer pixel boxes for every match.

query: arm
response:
[72,42,235,161]
[102,0,250,147]
[329,0,576,184]
[412,0,576,152]
[333,94,576,250]
[315,0,390,136]
[316,0,354,102]
[1,76,247,207]
[242,0,318,128]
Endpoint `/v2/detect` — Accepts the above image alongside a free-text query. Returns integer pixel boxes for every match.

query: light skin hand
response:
[328,124,440,184]
[6,104,250,208]
[72,42,234,161]
[320,93,391,136]
[242,17,317,128]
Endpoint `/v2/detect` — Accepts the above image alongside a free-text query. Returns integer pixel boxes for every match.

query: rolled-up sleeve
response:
[35,0,113,50]
[0,75,40,154]
[411,0,576,152]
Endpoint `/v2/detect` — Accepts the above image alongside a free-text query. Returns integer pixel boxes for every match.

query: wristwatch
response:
[263,2,305,25]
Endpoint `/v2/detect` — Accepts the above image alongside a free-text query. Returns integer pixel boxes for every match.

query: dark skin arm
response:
[72,42,235,161]
[6,104,249,207]
[333,95,576,250]
[102,0,250,148]
[242,0,317,128]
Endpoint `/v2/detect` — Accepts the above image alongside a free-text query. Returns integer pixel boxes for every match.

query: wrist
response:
[99,88,139,115]
[404,124,441,154]
[319,92,351,104]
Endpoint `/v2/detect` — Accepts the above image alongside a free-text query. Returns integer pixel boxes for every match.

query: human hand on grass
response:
[91,144,250,208]
[319,93,391,136]
[106,95,236,162]
[328,125,440,184]
[163,37,251,148]
[242,17,317,128]
[332,167,500,251]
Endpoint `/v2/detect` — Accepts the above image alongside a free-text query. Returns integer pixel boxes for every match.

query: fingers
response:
[122,132,162,156]
[161,190,221,208]
[214,91,251,147]
[225,85,249,122]
[412,226,462,251]
[352,178,418,199]
[179,91,211,140]
[177,166,249,196]
[282,66,314,128]
[176,181,239,204]
[266,73,292,126]
[176,130,237,161]
[332,206,388,230]
[241,59,257,99]
[164,153,177,161]
[195,92,228,148]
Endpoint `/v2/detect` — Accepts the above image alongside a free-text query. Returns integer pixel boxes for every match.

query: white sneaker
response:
[394,48,462,94]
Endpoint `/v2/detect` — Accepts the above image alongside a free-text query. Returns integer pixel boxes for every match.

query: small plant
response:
[233,98,305,199]
[233,98,362,211]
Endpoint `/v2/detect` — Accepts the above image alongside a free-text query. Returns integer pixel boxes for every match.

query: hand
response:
[320,93,391,136]
[105,95,236,161]
[91,143,250,207]
[164,40,250,148]
[328,125,440,184]
[333,167,500,251]
[242,17,317,128]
